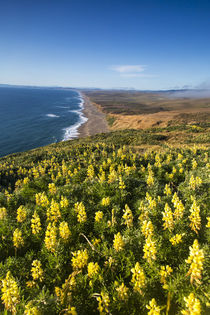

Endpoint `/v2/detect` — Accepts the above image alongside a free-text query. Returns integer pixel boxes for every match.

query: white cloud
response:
[110,64,157,78]
[111,65,146,73]
[120,73,158,78]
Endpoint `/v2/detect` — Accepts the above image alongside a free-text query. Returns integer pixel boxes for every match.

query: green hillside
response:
[0,127,209,314]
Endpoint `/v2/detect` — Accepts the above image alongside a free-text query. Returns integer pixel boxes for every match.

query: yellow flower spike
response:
[131,262,146,294]
[95,211,104,223]
[13,228,24,249]
[31,211,41,235]
[74,202,87,223]
[170,234,184,246]
[1,271,20,314]
[164,184,172,196]
[24,301,40,315]
[47,199,61,222]
[96,291,110,314]
[143,236,157,264]
[101,197,110,206]
[189,200,201,234]
[119,175,126,190]
[141,220,154,238]
[146,298,161,315]
[60,195,69,208]
[0,207,7,220]
[181,293,201,315]
[147,170,155,186]
[206,217,210,228]
[87,262,100,278]
[31,260,44,282]
[113,232,124,252]
[116,282,128,301]
[17,205,27,223]
[48,182,57,194]
[35,192,49,208]
[185,239,204,286]
[87,164,94,179]
[162,203,174,231]
[44,223,57,253]
[71,249,88,270]
[122,204,133,228]
[59,221,71,241]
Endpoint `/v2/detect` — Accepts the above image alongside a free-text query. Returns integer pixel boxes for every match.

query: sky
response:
[0,0,210,90]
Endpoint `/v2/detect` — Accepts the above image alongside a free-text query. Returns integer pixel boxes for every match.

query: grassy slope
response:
[0,126,209,314]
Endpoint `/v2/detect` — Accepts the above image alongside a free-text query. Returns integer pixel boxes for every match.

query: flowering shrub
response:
[0,140,209,314]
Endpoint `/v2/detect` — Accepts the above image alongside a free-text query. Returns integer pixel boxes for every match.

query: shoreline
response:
[77,92,109,138]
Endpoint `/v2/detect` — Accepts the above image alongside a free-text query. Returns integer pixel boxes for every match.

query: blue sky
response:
[0,0,210,90]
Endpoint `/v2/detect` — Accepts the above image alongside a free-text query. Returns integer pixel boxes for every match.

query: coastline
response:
[77,92,109,137]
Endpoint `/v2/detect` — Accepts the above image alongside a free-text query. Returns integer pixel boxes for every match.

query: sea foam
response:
[62,94,88,140]
[46,113,60,118]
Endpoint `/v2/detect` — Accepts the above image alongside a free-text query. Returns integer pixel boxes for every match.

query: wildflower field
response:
[0,129,209,314]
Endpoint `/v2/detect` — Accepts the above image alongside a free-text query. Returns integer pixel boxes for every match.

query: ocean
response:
[0,86,87,157]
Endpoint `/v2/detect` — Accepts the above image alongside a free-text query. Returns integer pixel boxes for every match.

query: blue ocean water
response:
[0,87,87,157]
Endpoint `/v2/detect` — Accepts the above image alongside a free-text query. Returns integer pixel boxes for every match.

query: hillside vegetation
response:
[0,128,209,314]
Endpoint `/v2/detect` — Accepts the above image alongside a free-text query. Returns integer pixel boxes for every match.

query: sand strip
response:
[78,92,109,137]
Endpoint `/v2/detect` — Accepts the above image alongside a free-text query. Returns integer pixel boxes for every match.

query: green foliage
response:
[0,134,209,314]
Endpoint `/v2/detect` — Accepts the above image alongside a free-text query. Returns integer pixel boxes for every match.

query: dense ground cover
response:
[0,130,209,314]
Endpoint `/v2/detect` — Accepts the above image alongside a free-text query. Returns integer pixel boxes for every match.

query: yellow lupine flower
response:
[35,192,49,208]
[146,193,157,210]
[74,202,87,223]
[47,199,61,222]
[143,236,157,264]
[192,159,198,169]
[96,291,110,314]
[31,211,41,235]
[31,260,44,282]
[116,282,128,300]
[87,262,100,278]
[122,204,133,228]
[48,182,57,194]
[162,203,174,231]
[147,170,154,186]
[131,262,146,294]
[186,239,204,285]
[141,220,154,238]
[146,298,161,315]
[17,205,27,223]
[13,228,24,248]
[0,207,7,220]
[24,301,40,315]
[119,176,126,190]
[189,200,201,234]
[164,184,171,196]
[101,197,110,206]
[181,293,201,315]
[206,217,210,228]
[95,211,104,222]
[59,221,71,240]
[60,195,69,208]
[87,164,94,179]
[44,223,57,253]
[71,249,88,270]
[1,271,20,314]
[189,175,202,190]
[113,232,124,252]
[170,234,184,246]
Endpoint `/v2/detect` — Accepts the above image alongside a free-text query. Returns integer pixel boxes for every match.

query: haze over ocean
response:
[0,87,87,157]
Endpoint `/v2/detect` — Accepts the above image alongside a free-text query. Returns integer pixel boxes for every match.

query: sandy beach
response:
[78,92,109,137]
